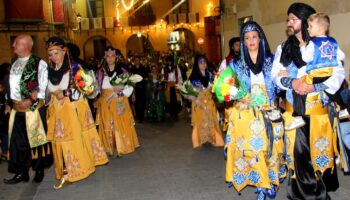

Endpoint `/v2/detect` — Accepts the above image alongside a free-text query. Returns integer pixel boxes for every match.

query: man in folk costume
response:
[218,37,240,73]
[272,3,344,199]
[161,55,183,119]
[3,34,50,184]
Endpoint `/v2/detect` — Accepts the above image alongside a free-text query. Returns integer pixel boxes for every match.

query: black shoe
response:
[33,170,44,183]
[3,173,30,184]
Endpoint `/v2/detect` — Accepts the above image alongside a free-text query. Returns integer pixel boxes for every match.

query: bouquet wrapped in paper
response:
[213,67,248,103]
[176,80,200,100]
[74,68,95,96]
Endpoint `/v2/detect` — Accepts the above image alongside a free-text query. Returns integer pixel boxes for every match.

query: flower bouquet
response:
[108,73,143,101]
[176,80,200,100]
[110,73,143,87]
[213,67,248,103]
[74,68,95,96]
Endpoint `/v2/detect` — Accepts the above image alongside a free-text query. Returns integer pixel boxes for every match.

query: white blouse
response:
[47,72,82,100]
[9,55,48,101]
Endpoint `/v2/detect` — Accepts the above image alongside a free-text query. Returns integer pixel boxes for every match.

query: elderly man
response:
[272,3,345,199]
[3,34,51,184]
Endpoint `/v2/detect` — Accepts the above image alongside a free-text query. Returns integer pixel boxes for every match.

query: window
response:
[87,0,104,18]
[172,0,189,14]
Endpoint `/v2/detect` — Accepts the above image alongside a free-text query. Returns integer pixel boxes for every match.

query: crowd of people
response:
[0,33,202,189]
[0,2,350,200]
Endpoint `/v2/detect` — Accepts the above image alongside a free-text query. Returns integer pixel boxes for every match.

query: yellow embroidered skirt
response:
[75,98,108,166]
[47,96,95,182]
[225,105,285,192]
[191,90,224,148]
[284,95,337,175]
[96,89,140,156]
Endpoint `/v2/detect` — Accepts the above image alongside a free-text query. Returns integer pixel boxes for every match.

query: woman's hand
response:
[114,85,125,93]
[239,93,253,105]
[278,70,288,78]
[56,91,65,100]
[184,95,197,102]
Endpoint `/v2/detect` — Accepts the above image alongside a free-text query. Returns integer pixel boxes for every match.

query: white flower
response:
[84,75,94,86]
[129,74,143,83]
[115,77,123,84]
[229,87,238,97]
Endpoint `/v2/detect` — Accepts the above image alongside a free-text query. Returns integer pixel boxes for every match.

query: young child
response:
[280,12,346,131]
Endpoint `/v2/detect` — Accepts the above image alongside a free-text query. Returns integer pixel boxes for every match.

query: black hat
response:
[46,36,66,51]
[288,2,316,21]
[288,3,316,43]
[229,37,240,48]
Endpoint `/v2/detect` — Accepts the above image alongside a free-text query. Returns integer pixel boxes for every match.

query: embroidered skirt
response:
[191,90,224,148]
[96,89,140,156]
[284,94,339,199]
[225,105,285,192]
[47,96,95,182]
[75,98,108,166]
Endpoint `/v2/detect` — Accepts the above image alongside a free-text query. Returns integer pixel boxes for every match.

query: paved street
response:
[1,113,350,200]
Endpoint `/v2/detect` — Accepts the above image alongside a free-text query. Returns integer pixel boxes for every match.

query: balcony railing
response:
[0,23,53,32]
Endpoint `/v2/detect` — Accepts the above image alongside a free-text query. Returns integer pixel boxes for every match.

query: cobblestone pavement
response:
[1,113,349,200]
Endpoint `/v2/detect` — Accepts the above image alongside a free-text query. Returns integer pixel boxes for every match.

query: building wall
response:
[71,0,216,60]
[0,0,52,64]
[0,0,220,64]
[0,0,5,23]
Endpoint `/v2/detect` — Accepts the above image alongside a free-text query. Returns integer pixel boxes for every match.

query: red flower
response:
[78,81,85,87]
[74,75,82,81]
[224,95,231,102]
[26,81,37,91]
[228,78,235,85]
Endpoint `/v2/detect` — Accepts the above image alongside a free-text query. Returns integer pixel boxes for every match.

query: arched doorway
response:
[168,28,196,61]
[125,34,153,58]
[83,36,112,60]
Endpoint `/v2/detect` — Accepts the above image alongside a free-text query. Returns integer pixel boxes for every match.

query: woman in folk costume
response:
[146,64,165,122]
[188,54,224,148]
[161,55,183,119]
[95,47,140,156]
[45,37,108,189]
[222,21,285,199]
